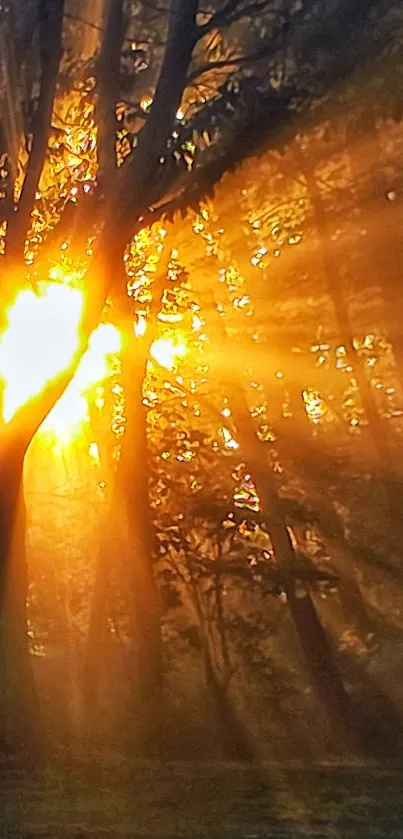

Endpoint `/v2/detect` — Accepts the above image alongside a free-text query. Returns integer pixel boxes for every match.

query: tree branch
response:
[121,0,200,212]
[187,37,284,84]
[96,0,126,196]
[5,0,65,265]
[198,0,274,37]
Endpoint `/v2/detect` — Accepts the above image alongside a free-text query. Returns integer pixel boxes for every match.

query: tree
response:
[0,0,393,751]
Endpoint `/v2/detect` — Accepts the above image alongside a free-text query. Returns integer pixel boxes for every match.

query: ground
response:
[1,759,403,838]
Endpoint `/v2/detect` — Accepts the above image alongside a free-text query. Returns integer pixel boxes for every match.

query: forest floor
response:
[1,758,403,838]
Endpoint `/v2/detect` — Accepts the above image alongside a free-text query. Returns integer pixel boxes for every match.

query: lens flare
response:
[0,280,121,440]
[0,282,84,423]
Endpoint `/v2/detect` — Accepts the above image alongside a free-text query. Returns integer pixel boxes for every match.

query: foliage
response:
[2,0,403,758]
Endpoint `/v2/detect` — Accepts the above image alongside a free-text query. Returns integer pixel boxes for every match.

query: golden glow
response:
[41,322,121,438]
[134,315,147,338]
[0,280,121,440]
[150,332,187,372]
[140,97,153,112]
[88,441,100,463]
[133,313,188,372]
[303,389,328,424]
[220,426,239,450]
[0,282,84,422]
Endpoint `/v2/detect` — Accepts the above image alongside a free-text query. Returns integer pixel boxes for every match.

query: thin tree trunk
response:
[186,260,362,746]
[346,123,403,397]
[204,646,254,761]
[4,0,65,266]
[119,314,163,753]
[122,0,199,210]
[83,366,161,753]
[82,532,111,741]
[346,124,403,528]
[81,0,125,741]
[277,395,376,643]
[210,566,254,760]
[96,0,124,196]
[78,0,106,60]
[0,435,25,617]
[229,379,356,733]
[302,161,399,522]
[83,389,132,742]
[189,572,253,761]
[0,478,45,755]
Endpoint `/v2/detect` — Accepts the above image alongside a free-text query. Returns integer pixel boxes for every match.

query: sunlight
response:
[302,389,328,424]
[134,317,188,372]
[0,280,121,440]
[41,322,121,439]
[150,332,187,371]
[0,282,84,423]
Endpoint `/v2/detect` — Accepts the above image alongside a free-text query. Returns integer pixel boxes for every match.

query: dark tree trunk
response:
[4,0,65,266]
[83,237,173,748]
[346,123,403,398]
[96,0,125,195]
[189,568,253,762]
[185,252,363,748]
[82,535,111,741]
[346,124,403,526]
[302,161,399,524]
[204,647,254,762]
[0,466,44,755]
[119,317,163,753]
[122,0,199,210]
[114,236,180,752]
[276,400,376,644]
[229,382,358,739]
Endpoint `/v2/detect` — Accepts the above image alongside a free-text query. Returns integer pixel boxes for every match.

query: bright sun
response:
[0,278,188,443]
[0,280,121,440]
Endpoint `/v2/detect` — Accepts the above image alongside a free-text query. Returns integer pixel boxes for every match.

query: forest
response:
[1,1,403,836]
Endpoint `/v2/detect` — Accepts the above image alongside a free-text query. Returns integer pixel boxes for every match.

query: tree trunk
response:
[346,124,403,526]
[119,318,163,753]
[74,0,106,60]
[346,123,403,397]
[302,161,399,524]
[122,0,199,211]
[204,646,254,762]
[83,393,133,743]
[188,567,253,761]
[0,466,44,755]
[276,400,376,644]
[184,242,363,746]
[83,235,173,749]
[4,0,65,266]
[229,381,358,737]
[96,0,125,195]
[0,431,27,610]
[82,535,110,742]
